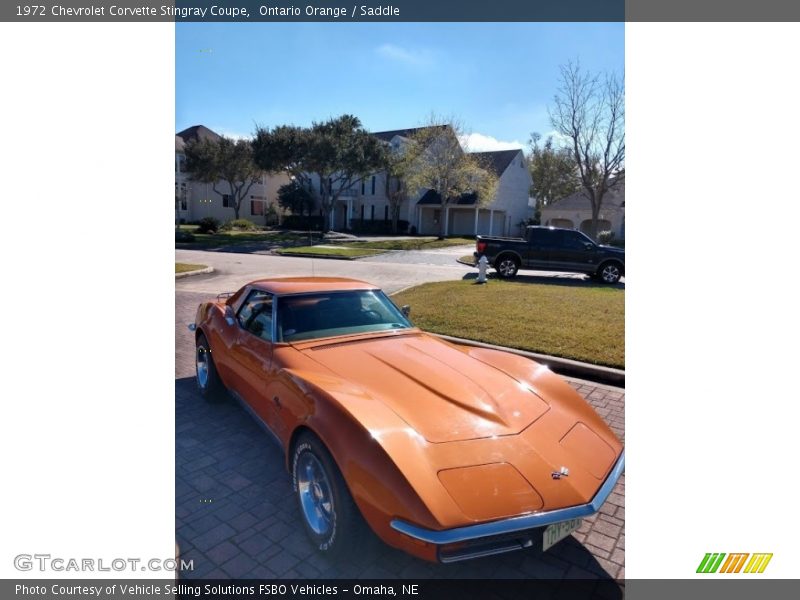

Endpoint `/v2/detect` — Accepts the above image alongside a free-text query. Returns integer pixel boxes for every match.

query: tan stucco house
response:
[540,183,625,240]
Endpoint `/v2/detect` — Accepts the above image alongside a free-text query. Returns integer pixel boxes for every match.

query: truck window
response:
[530,228,561,246]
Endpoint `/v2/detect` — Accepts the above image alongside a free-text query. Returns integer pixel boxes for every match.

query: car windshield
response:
[276,290,412,342]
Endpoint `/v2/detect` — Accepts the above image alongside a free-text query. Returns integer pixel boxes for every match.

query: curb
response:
[434,333,625,388]
[175,266,214,279]
[456,257,476,267]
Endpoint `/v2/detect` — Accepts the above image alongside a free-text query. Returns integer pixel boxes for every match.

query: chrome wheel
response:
[601,264,621,284]
[497,258,518,277]
[296,452,335,536]
[196,346,210,390]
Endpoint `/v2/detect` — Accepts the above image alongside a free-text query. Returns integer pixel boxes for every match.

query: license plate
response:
[542,518,582,551]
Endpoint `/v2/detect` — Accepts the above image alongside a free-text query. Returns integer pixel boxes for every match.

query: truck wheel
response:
[597,262,623,284]
[496,256,519,278]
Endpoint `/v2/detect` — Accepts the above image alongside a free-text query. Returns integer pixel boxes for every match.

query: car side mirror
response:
[224,306,236,326]
[584,242,595,251]
[401,305,411,318]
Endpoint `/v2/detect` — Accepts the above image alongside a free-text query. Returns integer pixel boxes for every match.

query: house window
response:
[433,209,441,224]
[360,205,365,220]
[361,180,365,195]
[371,175,376,195]
[384,205,389,221]
[222,194,232,208]
[371,205,375,220]
[320,178,323,194]
[180,198,188,211]
[250,196,265,216]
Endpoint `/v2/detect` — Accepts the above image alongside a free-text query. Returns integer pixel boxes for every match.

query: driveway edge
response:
[175,266,214,279]
[435,333,625,387]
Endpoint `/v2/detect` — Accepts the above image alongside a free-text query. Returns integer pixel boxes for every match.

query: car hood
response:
[298,333,550,443]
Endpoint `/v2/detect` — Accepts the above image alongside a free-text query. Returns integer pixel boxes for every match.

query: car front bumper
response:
[389,449,625,562]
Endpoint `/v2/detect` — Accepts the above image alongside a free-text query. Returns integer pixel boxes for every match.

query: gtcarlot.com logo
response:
[696,552,773,574]
[14,554,194,572]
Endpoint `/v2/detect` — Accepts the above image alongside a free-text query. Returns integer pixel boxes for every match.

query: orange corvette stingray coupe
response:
[189,277,624,563]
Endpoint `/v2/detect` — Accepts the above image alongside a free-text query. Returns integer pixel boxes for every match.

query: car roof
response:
[248,277,380,295]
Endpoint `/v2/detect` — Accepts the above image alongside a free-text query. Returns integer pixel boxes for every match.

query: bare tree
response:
[382,147,408,234]
[528,132,580,223]
[402,117,498,239]
[550,61,624,239]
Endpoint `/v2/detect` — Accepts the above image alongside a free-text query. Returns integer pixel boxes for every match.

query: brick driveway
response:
[176,290,625,580]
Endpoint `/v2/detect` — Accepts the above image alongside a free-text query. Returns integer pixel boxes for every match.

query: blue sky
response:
[176,23,623,151]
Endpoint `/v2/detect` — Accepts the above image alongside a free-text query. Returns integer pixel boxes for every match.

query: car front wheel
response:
[598,262,623,284]
[195,333,226,402]
[292,433,367,557]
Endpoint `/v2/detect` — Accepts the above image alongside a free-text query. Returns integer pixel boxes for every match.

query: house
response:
[175,125,289,225]
[309,126,532,236]
[416,148,531,237]
[540,182,625,240]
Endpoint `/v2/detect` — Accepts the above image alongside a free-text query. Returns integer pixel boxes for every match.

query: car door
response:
[524,228,561,269]
[555,230,601,272]
[228,290,276,425]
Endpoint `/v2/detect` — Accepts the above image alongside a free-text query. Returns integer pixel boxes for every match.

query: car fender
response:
[277,369,467,538]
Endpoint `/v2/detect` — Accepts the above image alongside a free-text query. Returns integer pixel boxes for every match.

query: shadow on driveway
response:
[461,271,625,290]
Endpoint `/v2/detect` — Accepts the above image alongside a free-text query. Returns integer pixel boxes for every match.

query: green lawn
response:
[392,279,624,368]
[275,246,386,259]
[176,229,319,248]
[175,263,207,273]
[337,237,474,251]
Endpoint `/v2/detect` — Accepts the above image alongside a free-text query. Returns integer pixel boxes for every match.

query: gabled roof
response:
[470,149,521,177]
[176,125,222,145]
[371,125,450,142]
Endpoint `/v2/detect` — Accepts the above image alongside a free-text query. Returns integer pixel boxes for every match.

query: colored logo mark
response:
[696,553,773,574]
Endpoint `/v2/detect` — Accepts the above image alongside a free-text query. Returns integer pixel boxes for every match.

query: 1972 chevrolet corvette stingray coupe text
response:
[189,277,624,563]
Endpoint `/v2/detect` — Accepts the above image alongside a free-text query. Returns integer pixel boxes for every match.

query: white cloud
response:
[460,132,525,152]
[212,127,252,141]
[375,43,433,67]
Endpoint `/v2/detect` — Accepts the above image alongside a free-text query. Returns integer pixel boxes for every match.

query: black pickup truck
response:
[474,226,625,283]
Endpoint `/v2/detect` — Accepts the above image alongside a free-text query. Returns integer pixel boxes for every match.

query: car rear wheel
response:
[195,333,225,402]
[292,433,368,557]
[597,262,623,284]
[495,255,520,278]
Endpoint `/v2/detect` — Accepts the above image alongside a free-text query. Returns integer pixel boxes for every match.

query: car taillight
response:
[476,241,487,253]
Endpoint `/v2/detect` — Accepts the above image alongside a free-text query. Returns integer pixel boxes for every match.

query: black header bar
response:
[4,1,800,22]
